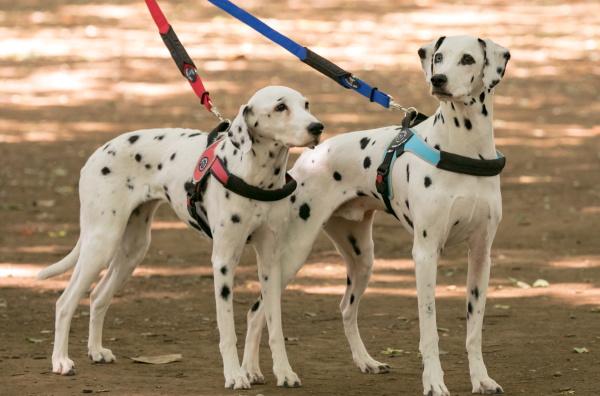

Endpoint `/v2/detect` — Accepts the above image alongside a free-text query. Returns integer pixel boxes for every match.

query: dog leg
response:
[323,211,391,374]
[413,238,450,396]
[211,236,251,390]
[242,232,317,384]
[466,235,503,394]
[52,230,124,375]
[253,227,300,387]
[88,201,161,364]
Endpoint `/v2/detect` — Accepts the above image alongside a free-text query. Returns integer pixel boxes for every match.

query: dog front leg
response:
[211,239,251,390]
[466,236,503,394]
[413,240,450,396]
[253,228,300,387]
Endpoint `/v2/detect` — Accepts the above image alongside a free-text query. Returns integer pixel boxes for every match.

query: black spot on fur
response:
[468,301,473,315]
[101,167,111,175]
[188,133,201,138]
[231,214,241,223]
[359,137,370,149]
[434,36,446,51]
[263,275,269,281]
[348,235,361,255]
[251,299,260,312]
[299,203,311,221]
[254,121,258,128]
[454,220,460,226]
[274,167,281,175]
[145,164,151,169]
[333,171,342,181]
[423,230,427,238]
[225,191,230,199]
[405,199,410,209]
[406,164,410,182]
[356,190,367,197]
[479,92,485,102]
[165,192,171,202]
[157,163,162,170]
[128,135,139,144]
[154,134,165,140]
[350,294,355,304]
[482,104,488,116]
[135,154,142,162]
[269,151,274,158]
[454,117,460,128]
[479,154,485,160]
[363,156,371,169]
[403,214,414,229]
[424,176,432,187]
[496,67,503,74]
[267,183,273,189]
[464,118,472,130]
[347,277,351,286]
[290,195,296,203]
[170,153,176,161]
[221,266,228,275]
[451,102,455,111]
[434,144,440,150]
[418,47,426,59]
[471,287,480,300]
[221,285,231,300]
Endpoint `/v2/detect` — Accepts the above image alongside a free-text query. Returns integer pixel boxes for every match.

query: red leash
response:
[145,0,224,122]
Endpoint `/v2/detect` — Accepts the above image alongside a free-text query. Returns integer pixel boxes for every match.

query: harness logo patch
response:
[185,66,197,83]
[199,157,209,171]
[390,129,412,150]
[344,76,360,89]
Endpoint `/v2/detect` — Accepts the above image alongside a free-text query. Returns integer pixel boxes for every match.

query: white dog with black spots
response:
[37,86,324,390]
[242,36,510,396]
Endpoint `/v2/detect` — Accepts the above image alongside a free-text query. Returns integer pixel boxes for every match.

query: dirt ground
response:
[1,0,600,395]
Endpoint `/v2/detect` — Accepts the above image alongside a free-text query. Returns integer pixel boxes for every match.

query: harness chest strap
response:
[375,111,506,219]
[186,125,298,239]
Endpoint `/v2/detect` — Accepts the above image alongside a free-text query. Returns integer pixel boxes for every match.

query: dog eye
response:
[434,53,443,63]
[275,103,287,112]
[461,54,475,65]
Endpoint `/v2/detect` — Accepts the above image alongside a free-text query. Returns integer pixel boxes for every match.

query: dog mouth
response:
[432,89,453,98]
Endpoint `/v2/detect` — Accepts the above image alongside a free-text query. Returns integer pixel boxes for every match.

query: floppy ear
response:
[228,105,253,154]
[418,36,446,84]
[479,38,511,89]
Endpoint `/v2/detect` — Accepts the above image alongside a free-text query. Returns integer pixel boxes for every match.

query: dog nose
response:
[431,74,448,87]
[307,122,324,136]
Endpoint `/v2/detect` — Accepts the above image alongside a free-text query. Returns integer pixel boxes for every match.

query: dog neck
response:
[226,138,290,190]
[420,89,497,160]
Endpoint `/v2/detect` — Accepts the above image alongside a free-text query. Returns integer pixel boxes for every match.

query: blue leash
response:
[207,0,408,111]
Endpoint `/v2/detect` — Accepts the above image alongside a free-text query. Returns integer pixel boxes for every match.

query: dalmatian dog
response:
[241,36,510,396]
[36,86,324,389]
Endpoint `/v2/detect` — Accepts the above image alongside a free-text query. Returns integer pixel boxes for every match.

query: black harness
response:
[186,122,297,239]
[375,111,506,220]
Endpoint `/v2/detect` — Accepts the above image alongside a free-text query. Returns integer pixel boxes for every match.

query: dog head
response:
[228,86,323,153]
[418,36,510,101]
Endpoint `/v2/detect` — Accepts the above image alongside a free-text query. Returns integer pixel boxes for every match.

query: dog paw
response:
[356,358,391,374]
[224,373,251,390]
[52,357,76,375]
[423,386,450,396]
[274,365,301,388]
[242,368,265,384]
[471,376,503,394]
[88,347,116,364]
[423,367,450,396]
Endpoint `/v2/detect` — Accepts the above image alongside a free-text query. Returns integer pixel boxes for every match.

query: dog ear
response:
[228,105,253,154]
[418,37,445,84]
[479,38,511,90]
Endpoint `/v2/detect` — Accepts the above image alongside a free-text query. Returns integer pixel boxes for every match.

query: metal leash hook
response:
[208,100,226,123]
[388,97,419,119]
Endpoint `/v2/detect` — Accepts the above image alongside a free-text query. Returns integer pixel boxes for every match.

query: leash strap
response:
[207,0,394,109]
[146,0,223,119]
[375,111,506,219]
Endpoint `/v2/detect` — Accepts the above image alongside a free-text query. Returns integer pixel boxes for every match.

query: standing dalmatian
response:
[37,86,324,390]
[241,36,510,396]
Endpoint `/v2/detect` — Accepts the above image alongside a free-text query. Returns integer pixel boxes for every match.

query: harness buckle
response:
[375,162,390,196]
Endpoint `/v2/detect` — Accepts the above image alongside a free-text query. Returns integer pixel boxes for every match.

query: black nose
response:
[308,122,324,136]
[431,74,448,88]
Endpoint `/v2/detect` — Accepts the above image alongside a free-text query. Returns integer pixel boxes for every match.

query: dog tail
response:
[36,238,81,280]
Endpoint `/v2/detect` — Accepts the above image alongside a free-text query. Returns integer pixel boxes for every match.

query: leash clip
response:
[388,97,419,119]
[207,100,226,123]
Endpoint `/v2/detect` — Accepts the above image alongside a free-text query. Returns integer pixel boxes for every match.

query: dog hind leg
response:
[323,211,391,374]
[87,200,162,364]
[52,221,127,375]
